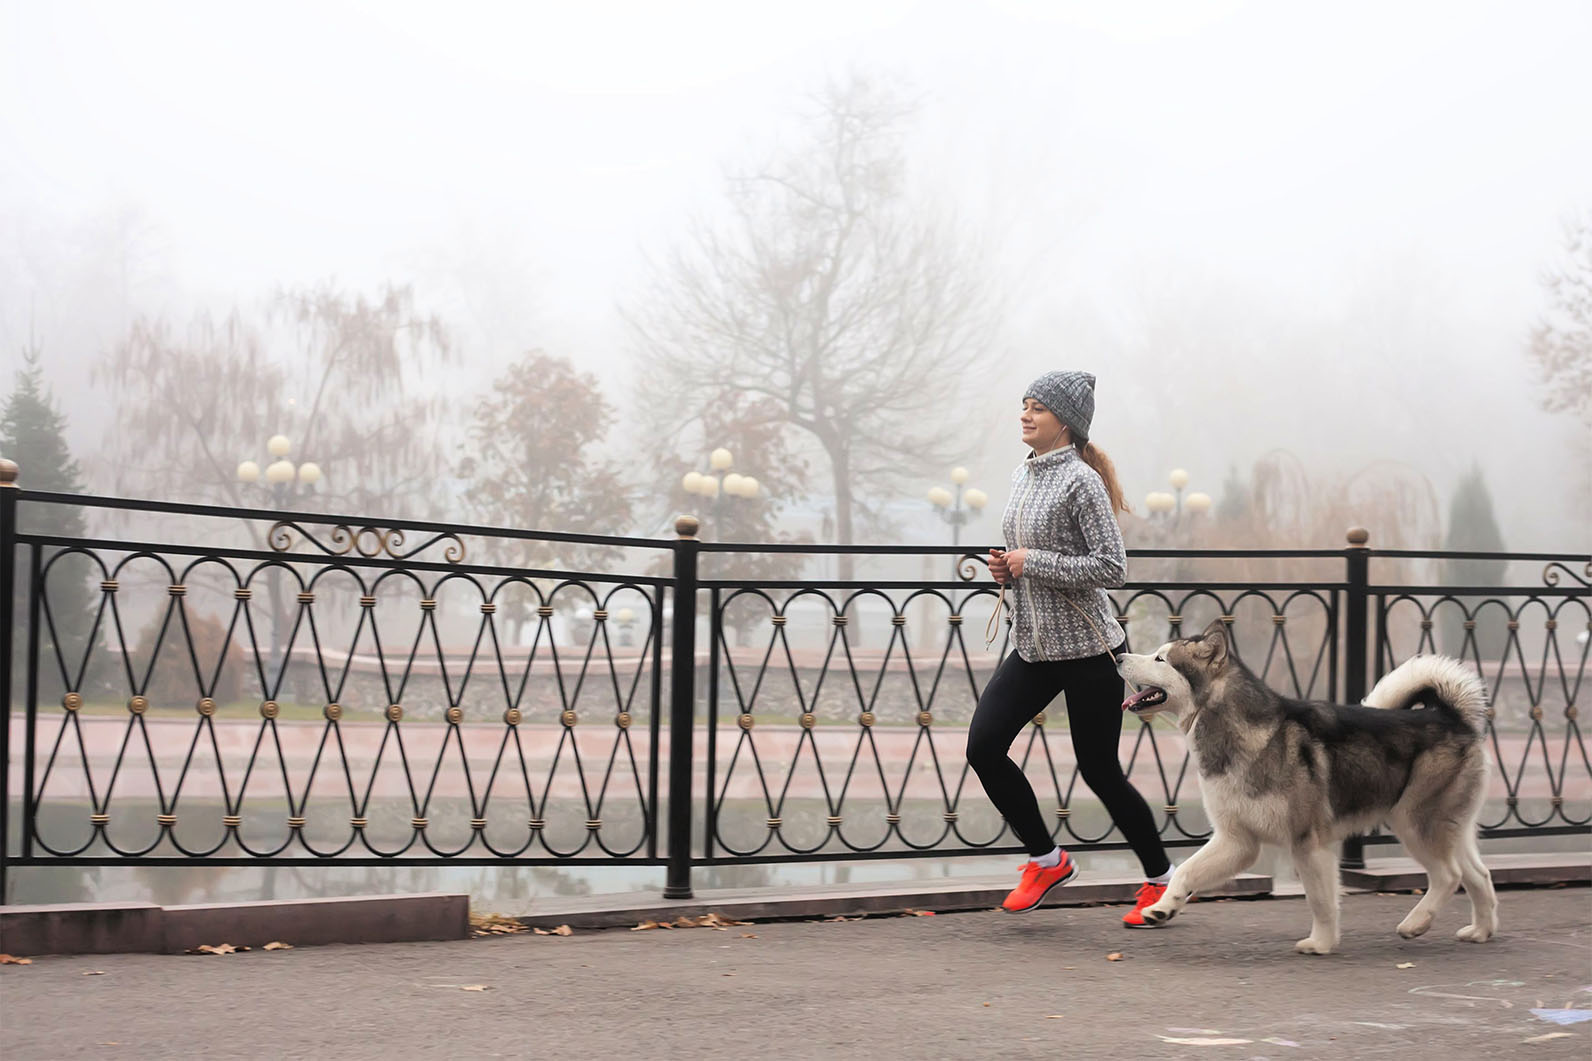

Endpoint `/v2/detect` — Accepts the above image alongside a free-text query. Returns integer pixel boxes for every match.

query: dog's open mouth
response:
[1121,687,1167,713]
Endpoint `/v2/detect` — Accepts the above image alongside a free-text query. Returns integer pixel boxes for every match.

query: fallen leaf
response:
[1523,1032,1574,1043]
[552,924,573,936]
[83,970,106,976]
[1159,1036,1253,1046]
[263,942,293,951]
[460,984,491,992]
[468,913,528,937]
[982,1002,991,1007]
[1396,962,1416,969]
[531,927,551,936]
[1106,952,1124,962]
[740,933,758,939]
[632,921,662,931]
[0,954,33,965]
[190,943,248,955]
[1045,1015,1064,1019]
[905,909,937,917]
[722,972,735,977]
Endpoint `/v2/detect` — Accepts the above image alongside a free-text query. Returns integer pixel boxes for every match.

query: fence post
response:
[663,515,700,899]
[1341,526,1371,871]
[0,459,17,900]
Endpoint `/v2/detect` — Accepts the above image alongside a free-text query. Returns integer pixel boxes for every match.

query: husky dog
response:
[1116,621,1497,955]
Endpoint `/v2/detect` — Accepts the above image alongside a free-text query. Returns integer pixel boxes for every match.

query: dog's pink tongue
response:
[1121,688,1154,712]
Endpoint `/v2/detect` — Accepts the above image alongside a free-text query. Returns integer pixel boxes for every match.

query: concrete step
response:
[1,892,469,956]
[1340,851,1591,891]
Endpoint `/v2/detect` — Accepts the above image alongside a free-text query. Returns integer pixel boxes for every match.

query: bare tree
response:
[101,282,453,521]
[1528,210,1592,428]
[624,72,999,576]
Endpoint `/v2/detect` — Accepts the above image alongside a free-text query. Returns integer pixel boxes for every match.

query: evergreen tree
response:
[2,350,95,702]
[1439,465,1508,661]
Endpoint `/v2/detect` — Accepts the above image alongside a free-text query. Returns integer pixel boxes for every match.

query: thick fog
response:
[2,0,1589,551]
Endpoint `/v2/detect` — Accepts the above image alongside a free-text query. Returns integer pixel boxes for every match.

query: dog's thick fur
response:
[1116,621,1497,954]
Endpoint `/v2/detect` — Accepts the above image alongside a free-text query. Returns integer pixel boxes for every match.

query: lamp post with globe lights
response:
[236,434,323,510]
[927,466,988,548]
[237,434,323,677]
[1144,467,1211,532]
[681,447,760,539]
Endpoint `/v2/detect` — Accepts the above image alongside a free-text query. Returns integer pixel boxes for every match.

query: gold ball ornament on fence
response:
[561,710,578,728]
[62,692,82,712]
[616,712,632,729]
[127,696,148,716]
[916,711,933,727]
[386,704,404,722]
[324,703,343,722]
[260,701,280,719]
[859,711,875,727]
[799,712,816,729]
[504,708,522,726]
[196,697,216,717]
[446,707,464,725]
[738,713,755,731]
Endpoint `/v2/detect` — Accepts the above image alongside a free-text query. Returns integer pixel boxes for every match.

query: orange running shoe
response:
[1001,852,1078,912]
[1121,881,1170,928]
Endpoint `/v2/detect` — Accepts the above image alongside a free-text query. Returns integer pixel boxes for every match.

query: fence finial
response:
[1346,527,1369,548]
[674,514,700,540]
[0,458,17,487]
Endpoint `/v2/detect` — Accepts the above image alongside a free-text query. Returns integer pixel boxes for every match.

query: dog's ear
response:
[1197,619,1231,668]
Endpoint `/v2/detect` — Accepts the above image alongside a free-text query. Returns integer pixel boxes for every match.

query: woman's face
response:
[1021,398,1068,452]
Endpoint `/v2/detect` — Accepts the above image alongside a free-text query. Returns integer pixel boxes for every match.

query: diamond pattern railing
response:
[6,499,667,872]
[2,485,1586,899]
[701,579,1339,861]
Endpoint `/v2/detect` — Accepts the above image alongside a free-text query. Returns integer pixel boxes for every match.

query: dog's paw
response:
[1396,913,1433,939]
[1455,924,1493,943]
[1293,936,1335,955]
[1142,901,1178,925]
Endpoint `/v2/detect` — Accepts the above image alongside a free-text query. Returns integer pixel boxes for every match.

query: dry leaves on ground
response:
[83,970,106,976]
[531,924,574,936]
[1106,952,1124,962]
[904,909,937,917]
[460,984,491,992]
[0,954,33,965]
[1396,962,1416,969]
[821,915,863,923]
[189,943,249,955]
[470,913,529,938]
[633,914,748,932]
[263,941,293,951]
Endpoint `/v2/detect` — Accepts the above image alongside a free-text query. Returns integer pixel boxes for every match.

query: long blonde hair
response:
[1078,440,1129,516]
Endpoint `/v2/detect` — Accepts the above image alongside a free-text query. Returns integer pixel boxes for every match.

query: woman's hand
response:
[989,548,1027,584]
[1004,548,1028,579]
[988,549,1010,584]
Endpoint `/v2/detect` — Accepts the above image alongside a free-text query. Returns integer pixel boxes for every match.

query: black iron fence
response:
[2,467,1587,899]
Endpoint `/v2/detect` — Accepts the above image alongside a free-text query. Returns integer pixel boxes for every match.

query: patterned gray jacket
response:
[999,445,1127,661]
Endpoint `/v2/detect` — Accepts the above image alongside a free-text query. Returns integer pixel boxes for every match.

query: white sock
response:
[1148,865,1173,885]
[1034,846,1063,869]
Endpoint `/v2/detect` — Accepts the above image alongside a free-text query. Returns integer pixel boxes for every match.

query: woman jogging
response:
[968,370,1173,927]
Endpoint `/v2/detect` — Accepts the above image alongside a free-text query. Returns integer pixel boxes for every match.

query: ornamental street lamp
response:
[927,466,988,547]
[237,434,323,679]
[681,446,760,538]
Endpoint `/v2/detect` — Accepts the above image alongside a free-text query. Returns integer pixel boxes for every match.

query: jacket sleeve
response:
[1021,473,1127,589]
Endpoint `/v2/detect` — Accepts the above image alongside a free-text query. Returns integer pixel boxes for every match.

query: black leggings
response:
[966,650,1171,879]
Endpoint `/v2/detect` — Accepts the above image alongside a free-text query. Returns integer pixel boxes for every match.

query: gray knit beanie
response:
[1024,371,1096,443]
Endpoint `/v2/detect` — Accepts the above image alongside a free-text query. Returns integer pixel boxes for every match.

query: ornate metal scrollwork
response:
[957,552,990,582]
[268,521,466,563]
[1542,561,1591,588]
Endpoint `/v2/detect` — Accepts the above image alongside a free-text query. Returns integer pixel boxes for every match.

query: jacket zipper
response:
[1013,464,1044,656]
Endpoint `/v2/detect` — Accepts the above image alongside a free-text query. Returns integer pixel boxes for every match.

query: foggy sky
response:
[2,0,1589,549]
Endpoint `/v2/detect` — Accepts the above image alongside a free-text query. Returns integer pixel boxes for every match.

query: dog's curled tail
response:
[1362,655,1489,732]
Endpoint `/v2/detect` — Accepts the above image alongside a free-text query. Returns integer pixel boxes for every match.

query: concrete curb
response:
[1341,851,1591,892]
[503,873,1275,931]
[1,892,469,957]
